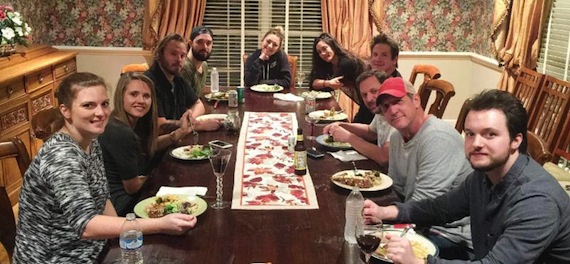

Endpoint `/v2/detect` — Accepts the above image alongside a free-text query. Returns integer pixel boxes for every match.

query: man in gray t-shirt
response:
[375,77,473,258]
[324,70,396,165]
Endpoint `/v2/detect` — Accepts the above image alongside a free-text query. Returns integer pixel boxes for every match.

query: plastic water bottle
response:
[210,67,219,93]
[119,213,143,264]
[344,186,363,244]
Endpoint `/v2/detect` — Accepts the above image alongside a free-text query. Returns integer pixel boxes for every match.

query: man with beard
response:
[323,69,395,165]
[145,33,219,132]
[181,26,213,97]
[362,90,570,263]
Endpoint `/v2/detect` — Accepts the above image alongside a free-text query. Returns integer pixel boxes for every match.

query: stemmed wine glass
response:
[355,216,383,264]
[304,114,317,141]
[208,148,232,209]
[296,71,306,88]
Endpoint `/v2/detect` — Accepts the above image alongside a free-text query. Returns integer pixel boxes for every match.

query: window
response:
[538,0,570,81]
[203,0,322,87]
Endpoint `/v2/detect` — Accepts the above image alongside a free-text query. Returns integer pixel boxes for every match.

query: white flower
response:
[24,23,31,35]
[1,28,15,40]
[12,12,22,25]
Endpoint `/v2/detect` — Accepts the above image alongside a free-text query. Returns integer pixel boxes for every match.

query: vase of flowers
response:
[0,5,32,57]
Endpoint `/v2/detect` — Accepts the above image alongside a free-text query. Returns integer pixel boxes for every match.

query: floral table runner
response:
[231,112,319,210]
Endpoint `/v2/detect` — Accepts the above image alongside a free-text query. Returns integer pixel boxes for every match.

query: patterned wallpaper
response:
[7,0,494,57]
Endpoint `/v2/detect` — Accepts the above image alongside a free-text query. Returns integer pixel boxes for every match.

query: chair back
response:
[455,98,472,134]
[551,112,570,164]
[409,64,442,85]
[243,53,297,89]
[121,63,149,74]
[0,186,16,260]
[527,131,553,165]
[512,67,544,112]
[528,75,570,153]
[419,79,456,118]
[31,107,62,141]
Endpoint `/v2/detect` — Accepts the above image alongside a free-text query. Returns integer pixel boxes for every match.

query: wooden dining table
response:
[102,87,399,264]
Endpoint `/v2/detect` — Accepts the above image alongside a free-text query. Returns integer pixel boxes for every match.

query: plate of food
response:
[316,134,352,150]
[250,84,284,93]
[196,114,227,122]
[308,109,348,122]
[373,228,438,262]
[170,145,212,160]
[330,170,392,191]
[300,90,333,100]
[134,194,207,218]
[205,91,228,101]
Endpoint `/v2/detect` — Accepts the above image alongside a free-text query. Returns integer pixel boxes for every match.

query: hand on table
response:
[383,234,424,264]
[160,213,197,235]
[195,118,222,131]
[327,76,344,90]
[323,122,351,142]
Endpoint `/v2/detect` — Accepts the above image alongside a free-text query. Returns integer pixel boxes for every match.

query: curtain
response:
[321,0,377,121]
[494,0,545,92]
[142,0,206,50]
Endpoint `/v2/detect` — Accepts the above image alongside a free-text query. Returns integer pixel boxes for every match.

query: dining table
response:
[102,87,400,264]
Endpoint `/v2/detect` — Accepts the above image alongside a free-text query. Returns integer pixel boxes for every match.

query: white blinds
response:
[538,0,570,81]
[203,0,322,86]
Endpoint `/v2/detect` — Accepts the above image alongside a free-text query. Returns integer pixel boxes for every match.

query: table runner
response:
[231,112,319,210]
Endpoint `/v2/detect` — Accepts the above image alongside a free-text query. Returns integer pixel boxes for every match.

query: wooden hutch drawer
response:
[30,85,55,115]
[25,66,54,93]
[0,95,30,135]
[54,58,77,79]
[0,77,26,105]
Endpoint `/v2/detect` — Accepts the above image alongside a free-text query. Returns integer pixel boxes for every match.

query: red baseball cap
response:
[377,77,415,99]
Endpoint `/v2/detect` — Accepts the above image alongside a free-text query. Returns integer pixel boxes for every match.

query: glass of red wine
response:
[355,216,383,264]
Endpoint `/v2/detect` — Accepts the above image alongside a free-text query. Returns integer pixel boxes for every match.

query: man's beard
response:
[469,152,509,172]
[192,48,211,61]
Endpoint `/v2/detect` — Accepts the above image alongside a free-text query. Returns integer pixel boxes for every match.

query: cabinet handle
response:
[64,65,69,72]
[38,76,44,84]
[7,86,13,95]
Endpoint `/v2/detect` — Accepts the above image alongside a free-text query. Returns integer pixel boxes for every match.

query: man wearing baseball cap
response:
[181,25,214,97]
[374,77,474,259]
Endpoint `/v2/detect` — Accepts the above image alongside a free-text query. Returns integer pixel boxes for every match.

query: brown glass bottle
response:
[294,128,307,175]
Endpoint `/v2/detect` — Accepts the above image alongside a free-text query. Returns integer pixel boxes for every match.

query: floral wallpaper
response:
[7,0,493,57]
[381,0,495,57]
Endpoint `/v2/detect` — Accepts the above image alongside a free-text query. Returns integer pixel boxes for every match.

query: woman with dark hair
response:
[13,72,196,263]
[98,72,193,216]
[244,26,292,88]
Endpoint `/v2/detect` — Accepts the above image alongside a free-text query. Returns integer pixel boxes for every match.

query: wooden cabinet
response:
[0,45,76,205]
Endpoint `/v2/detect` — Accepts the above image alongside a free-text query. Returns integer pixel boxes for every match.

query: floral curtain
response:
[142,0,206,50]
[493,0,546,92]
[321,0,377,121]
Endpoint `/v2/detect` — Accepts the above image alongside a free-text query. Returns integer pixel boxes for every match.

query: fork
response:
[189,116,199,145]
[351,161,362,177]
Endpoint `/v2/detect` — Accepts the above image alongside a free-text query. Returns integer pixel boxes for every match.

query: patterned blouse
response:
[13,133,109,263]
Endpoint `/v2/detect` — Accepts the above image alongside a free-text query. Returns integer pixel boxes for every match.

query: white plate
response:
[250,84,284,93]
[316,134,352,150]
[196,114,227,122]
[170,145,212,160]
[308,110,348,121]
[205,92,228,101]
[373,229,438,262]
[134,195,207,218]
[300,91,333,99]
[330,170,393,191]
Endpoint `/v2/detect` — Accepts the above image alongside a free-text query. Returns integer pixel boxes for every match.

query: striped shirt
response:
[13,133,109,263]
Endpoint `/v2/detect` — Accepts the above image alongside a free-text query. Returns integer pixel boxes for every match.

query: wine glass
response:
[355,216,383,264]
[208,148,232,209]
[296,71,306,88]
[304,114,317,141]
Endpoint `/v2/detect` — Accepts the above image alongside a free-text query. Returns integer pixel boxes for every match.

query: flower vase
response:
[0,44,16,57]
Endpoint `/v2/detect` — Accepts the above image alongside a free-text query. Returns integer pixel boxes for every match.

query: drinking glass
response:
[208,148,232,209]
[304,114,317,141]
[296,71,306,88]
[355,216,383,264]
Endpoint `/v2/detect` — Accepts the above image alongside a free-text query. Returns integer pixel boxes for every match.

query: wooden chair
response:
[419,79,456,118]
[527,131,553,165]
[121,63,149,74]
[31,107,61,141]
[0,137,30,261]
[242,53,297,89]
[409,64,442,85]
[528,75,570,153]
[551,113,570,165]
[512,66,544,113]
[454,98,472,134]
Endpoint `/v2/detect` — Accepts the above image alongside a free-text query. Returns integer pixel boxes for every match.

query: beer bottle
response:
[294,128,307,175]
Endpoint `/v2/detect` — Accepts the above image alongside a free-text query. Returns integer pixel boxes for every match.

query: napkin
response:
[156,186,208,197]
[273,93,304,102]
[329,150,368,162]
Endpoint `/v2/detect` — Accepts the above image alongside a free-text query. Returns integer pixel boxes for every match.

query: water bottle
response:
[344,186,364,244]
[119,213,143,264]
[210,67,219,93]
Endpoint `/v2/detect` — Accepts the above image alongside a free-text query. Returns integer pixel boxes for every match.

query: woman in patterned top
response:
[98,72,193,216]
[13,72,197,263]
